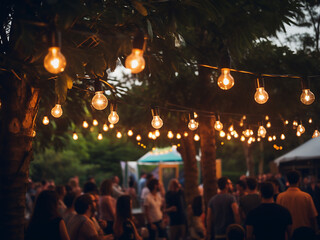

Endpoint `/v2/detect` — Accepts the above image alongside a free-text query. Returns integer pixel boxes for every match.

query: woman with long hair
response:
[113,195,142,240]
[99,179,116,234]
[25,190,70,240]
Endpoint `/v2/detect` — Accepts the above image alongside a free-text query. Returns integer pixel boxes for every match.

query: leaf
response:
[55,74,68,104]
[147,19,153,41]
[132,1,148,16]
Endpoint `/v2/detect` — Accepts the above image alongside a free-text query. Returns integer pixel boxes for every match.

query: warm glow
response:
[273,135,276,140]
[312,130,320,138]
[108,111,119,124]
[293,120,298,127]
[125,49,145,74]
[109,123,114,129]
[194,134,200,141]
[234,132,239,138]
[44,47,67,74]
[93,119,98,126]
[194,112,198,118]
[184,132,188,137]
[309,118,313,124]
[148,132,153,139]
[51,104,63,118]
[268,136,272,142]
[127,130,133,136]
[254,87,269,104]
[116,132,122,138]
[265,115,269,121]
[227,134,231,140]
[300,89,315,105]
[83,121,89,128]
[281,134,285,140]
[73,132,78,140]
[188,119,199,131]
[155,130,160,137]
[167,131,174,139]
[285,120,289,125]
[257,137,261,142]
[214,120,223,131]
[103,124,109,132]
[220,130,226,138]
[42,116,50,125]
[296,131,301,137]
[243,129,251,138]
[258,126,267,138]
[266,122,271,128]
[217,68,234,90]
[240,136,245,142]
[176,133,181,139]
[92,91,108,110]
[239,120,244,127]
[97,133,103,140]
[151,115,163,129]
[136,135,141,141]
[228,125,234,132]
[297,124,305,134]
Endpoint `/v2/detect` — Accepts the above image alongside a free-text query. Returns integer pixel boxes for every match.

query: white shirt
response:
[144,192,163,223]
[141,187,150,201]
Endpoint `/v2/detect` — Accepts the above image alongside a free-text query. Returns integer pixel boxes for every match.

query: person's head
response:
[269,177,280,193]
[227,224,245,240]
[129,176,135,188]
[74,194,94,217]
[112,176,120,184]
[236,180,247,193]
[68,178,78,189]
[292,227,316,240]
[64,192,76,209]
[260,182,274,200]
[30,190,59,222]
[100,179,113,196]
[89,193,99,213]
[87,176,96,183]
[113,195,132,237]
[246,177,258,191]
[83,181,99,195]
[192,196,203,217]
[55,185,66,199]
[140,172,146,178]
[286,170,300,185]
[168,178,180,192]
[146,173,154,182]
[217,177,229,191]
[147,179,159,192]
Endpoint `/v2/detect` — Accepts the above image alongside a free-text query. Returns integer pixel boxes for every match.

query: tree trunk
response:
[0,73,40,240]
[199,115,217,208]
[243,142,254,176]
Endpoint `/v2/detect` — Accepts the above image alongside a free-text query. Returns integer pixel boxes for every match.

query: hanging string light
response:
[176,133,181,139]
[183,132,188,137]
[51,104,63,118]
[228,124,234,132]
[73,132,78,140]
[312,130,320,138]
[103,124,109,132]
[109,123,114,129]
[309,118,313,124]
[125,32,146,74]
[243,129,251,138]
[220,130,226,138]
[93,119,98,126]
[297,123,305,134]
[83,121,89,128]
[281,134,285,140]
[136,135,141,141]
[155,130,160,137]
[254,76,269,104]
[42,116,50,125]
[194,134,200,141]
[151,107,163,129]
[240,136,245,142]
[167,131,174,139]
[273,135,276,140]
[214,115,223,131]
[266,122,271,128]
[116,132,122,138]
[296,131,301,137]
[108,103,119,125]
[227,134,231,140]
[217,51,234,90]
[300,78,315,105]
[127,130,133,136]
[292,120,298,127]
[92,78,108,110]
[265,115,269,121]
[268,136,273,142]
[97,133,103,140]
[257,125,267,138]
[188,112,199,131]
[284,120,289,125]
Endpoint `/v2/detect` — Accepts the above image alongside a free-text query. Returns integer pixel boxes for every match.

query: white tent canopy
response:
[274,137,320,165]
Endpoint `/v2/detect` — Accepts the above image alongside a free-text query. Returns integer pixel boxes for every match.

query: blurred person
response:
[140,173,154,206]
[25,190,70,240]
[88,176,96,184]
[137,172,147,198]
[269,177,281,201]
[239,177,260,223]
[144,179,166,240]
[207,177,240,240]
[165,178,186,240]
[68,178,81,196]
[226,224,245,240]
[56,185,67,216]
[301,176,310,192]
[83,181,99,195]
[246,182,292,240]
[235,180,247,203]
[291,226,316,240]
[188,196,206,240]
[99,179,116,234]
[41,180,49,191]
[277,170,318,232]
[89,193,107,237]
[126,176,138,208]
[63,192,77,226]
[305,176,320,227]
[112,176,124,199]
[113,195,142,240]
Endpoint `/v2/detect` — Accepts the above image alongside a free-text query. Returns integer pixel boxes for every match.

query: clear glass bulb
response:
[109,123,114,129]
[293,121,298,126]
[234,132,239,138]
[296,131,301,137]
[97,133,103,140]
[44,47,67,74]
[240,136,245,142]
[51,104,63,118]
[108,111,119,124]
[309,118,313,124]
[155,130,160,137]
[116,132,122,138]
[151,134,157,140]
[268,136,272,142]
[243,129,251,138]
[297,124,305,134]
[217,68,234,90]
[312,130,320,138]
[254,87,269,104]
[257,137,261,142]
[167,131,174,139]
[214,120,223,131]
[273,135,276,140]
[281,134,285,140]
[188,119,199,131]
[92,91,108,110]
[136,135,141,141]
[258,126,267,138]
[227,134,231,140]
[127,130,133,136]
[125,49,145,74]
[265,115,269,120]
[42,116,50,125]
[83,121,89,128]
[285,120,289,125]
[176,133,181,139]
[151,115,163,129]
[194,134,200,141]
[266,122,271,128]
[148,132,153,139]
[220,130,226,137]
[93,119,98,126]
[103,124,109,132]
[300,89,315,105]
[73,132,78,140]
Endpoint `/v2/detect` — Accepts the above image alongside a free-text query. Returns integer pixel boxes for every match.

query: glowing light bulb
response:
[217,68,234,90]
[167,131,174,139]
[44,47,67,74]
[285,120,289,125]
[97,133,103,140]
[228,125,234,132]
[309,118,313,124]
[234,132,239,138]
[265,115,269,121]
[194,134,200,141]
[109,123,114,129]
[127,130,133,136]
[116,132,122,138]
[151,134,156,140]
[155,130,160,137]
[297,124,305,134]
[42,116,50,125]
[240,136,245,142]
[296,131,301,137]
[148,132,153,139]
[266,122,271,128]
[258,126,267,138]
[51,104,63,118]
[108,111,119,124]
[257,137,261,142]
[293,121,298,127]
[83,121,89,128]
[125,49,145,74]
[239,120,244,127]
[103,124,109,132]
[32,131,36,137]
[176,133,181,139]
[188,119,199,131]
[136,135,141,141]
[194,112,198,118]
[242,115,246,120]
[273,135,276,140]
[312,130,320,138]
[243,129,251,138]
[227,134,231,140]
[73,132,78,140]
[300,89,315,105]
[92,91,108,110]
[268,136,272,142]
[93,119,98,126]
[254,87,269,104]
[281,134,285,140]
[151,116,163,129]
[183,132,188,137]
[220,130,226,138]
[214,120,223,131]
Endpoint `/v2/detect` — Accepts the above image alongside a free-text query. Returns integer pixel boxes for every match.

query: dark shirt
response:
[246,203,292,240]
[208,193,236,235]
[115,220,136,240]
[165,190,186,226]
[25,217,62,240]
[239,193,261,217]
